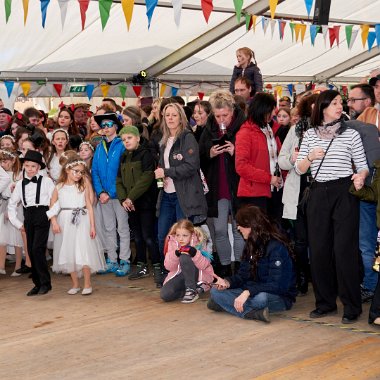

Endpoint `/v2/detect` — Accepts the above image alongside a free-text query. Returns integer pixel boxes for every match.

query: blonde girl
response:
[0,135,17,151]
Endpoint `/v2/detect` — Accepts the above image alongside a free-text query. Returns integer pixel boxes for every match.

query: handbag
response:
[299,138,334,212]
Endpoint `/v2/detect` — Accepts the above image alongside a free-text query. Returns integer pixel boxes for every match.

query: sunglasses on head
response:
[100,121,115,129]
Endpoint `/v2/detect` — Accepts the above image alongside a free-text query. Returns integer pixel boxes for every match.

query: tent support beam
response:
[145,0,285,77]
[315,49,380,82]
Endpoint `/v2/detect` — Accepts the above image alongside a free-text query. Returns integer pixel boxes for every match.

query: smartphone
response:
[212,135,228,146]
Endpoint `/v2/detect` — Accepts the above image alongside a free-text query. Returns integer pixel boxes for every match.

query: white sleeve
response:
[8,182,23,230]
[0,167,11,194]
[46,200,61,219]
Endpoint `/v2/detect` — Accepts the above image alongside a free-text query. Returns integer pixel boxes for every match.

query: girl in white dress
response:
[48,157,105,295]
[0,149,23,276]
[47,129,69,183]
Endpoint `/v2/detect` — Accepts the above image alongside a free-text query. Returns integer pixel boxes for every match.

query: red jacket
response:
[235,120,282,198]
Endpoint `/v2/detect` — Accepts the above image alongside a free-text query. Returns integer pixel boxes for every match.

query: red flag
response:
[78,0,90,30]
[198,92,205,100]
[53,84,63,97]
[201,0,213,23]
[341,85,348,96]
[132,86,142,97]
[329,27,337,48]
[334,25,341,47]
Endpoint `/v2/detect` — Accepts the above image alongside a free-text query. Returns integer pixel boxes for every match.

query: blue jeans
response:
[359,201,378,291]
[210,288,287,318]
[158,192,185,260]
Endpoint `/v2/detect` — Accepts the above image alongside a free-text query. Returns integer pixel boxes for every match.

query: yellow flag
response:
[300,24,307,44]
[275,85,282,98]
[361,25,370,47]
[121,0,134,30]
[160,83,167,97]
[294,23,301,42]
[22,0,29,24]
[20,82,31,97]
[269,0,278,19]
[252,15,257,32]
[100,84,110,97]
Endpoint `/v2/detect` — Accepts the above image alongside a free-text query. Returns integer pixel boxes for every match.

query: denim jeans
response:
[359,201,378,291]
[210,288,287,318]
[158,192,185,260]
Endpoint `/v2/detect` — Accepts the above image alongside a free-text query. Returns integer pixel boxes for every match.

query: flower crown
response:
[0,149,17,159]
[0,135,15,142]
[79,141,94,151]
[52,128,69,139]
[66,160,87,169]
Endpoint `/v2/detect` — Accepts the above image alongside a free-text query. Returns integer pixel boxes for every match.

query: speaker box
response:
[312,0,331,25]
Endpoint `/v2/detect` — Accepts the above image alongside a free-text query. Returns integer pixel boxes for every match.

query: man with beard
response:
[0,108,12,137]
[347,84,375,119]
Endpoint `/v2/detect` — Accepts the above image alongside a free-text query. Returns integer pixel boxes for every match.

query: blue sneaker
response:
[98,259,119,274]
[115,260,130,277]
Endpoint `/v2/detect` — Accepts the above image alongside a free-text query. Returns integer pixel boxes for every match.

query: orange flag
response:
[100,84,110,97]
[20,82,31,97]
[22,0,29,24]
[269,0,278,19]
[121,0,134,30]
[160,83,167,97]
[361,25,370,47]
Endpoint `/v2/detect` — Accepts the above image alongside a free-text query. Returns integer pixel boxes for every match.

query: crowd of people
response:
[1,48,380,326]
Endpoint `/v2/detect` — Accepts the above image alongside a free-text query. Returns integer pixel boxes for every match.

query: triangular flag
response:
[252,15,257,32]
[78,0,90,30]
[160,84,167,97]
[201,0,213,23]
[197,92,204,100]
[329,27,337,48]
[86,84,95,100]
[5,0,12,23]
[341,85,348,96]
[278,20,286,40]
[100,84,110,97]
[58,0,69,29]
[270,19,276,38]
[121,0,134,30]
[368,31,376,51]
[118,84,127,99]
[287,84,293,97]
[289,22,295,42]
[4,81,14,98]
[294,24,301,42]
[132,85,142,97]
[349,29,359,50]
[20,82,31,97]
[172,0,183,27]
[145,0,158,28]
[361,25,370,47]
[233,0,243,23]
[99,0,113,30]
[269,0,278,19]
[53,84,63,97]
[322,25,328,46]
[376,25,380,49]
[300,24,307,44]
[40,0,51,28]
[310,24,319,46]
[22,0,29,25]
[333,25,340,47]
[245,14,252,31]
[345,25,353,48]
[304,0,313,17]
[275,85,282,98]
[172,87,179,97]
[262,17,270,35]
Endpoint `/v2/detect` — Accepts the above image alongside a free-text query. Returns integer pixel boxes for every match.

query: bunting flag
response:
[251,15,257,32]
[132,85,142,97]
[172,0,183,27]
[172,87,179,96]
[270,19,276,38]
[100,84,110,97]
[5,0,11,23]
[376,25,380,48]
[300,24,307,44]
[310,24,319,46]
[349,29,359,50]
[275,85,282,98]
[367,31,376,51]
[294,24,301,42]
[121,0,134,30]
[341,85,348,96]
[287,84,293,97]
[86,84,95,100]
[269,0,278,19]
[4,81,14,98]
[329,27,337,48]
[78,0,90,30]
[278,20,286,40]
[58,0,69,29]
[289,22,295,42]
[345,25,353,49]
[20,82,31,97]
[197,92,204,100]
[322,25,328,46]
[333,25,341,47]
[262,17,270,35]
[201,0,213,23]
[233,0,243,23]
[145,0,158,28]
[245,14,253,31]
[118,84,127,99]
[40,0,50,28]
[22,0,29,24]
[328,84,334,90]
[160,83,167,97]
[304,0,313,17]
[99,0,113,30]
[53,83,63,97]
[361,25,370,47]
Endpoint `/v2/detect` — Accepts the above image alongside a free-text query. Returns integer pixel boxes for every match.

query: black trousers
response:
[369,273,380,323]
[24,206,51,289]
[307,177,361,316]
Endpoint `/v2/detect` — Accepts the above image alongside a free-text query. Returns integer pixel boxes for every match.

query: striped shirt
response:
[295,127,368,182]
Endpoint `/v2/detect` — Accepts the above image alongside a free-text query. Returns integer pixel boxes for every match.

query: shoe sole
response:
[181,295,199,304]
[310,309,338,318]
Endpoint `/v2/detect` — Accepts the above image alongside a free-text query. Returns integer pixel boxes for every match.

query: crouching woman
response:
[207,205,297,322]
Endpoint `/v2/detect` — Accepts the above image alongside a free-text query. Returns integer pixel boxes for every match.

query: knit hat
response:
[119,125,140,137]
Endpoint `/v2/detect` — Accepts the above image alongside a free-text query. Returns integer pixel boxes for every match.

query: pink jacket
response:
[163,235,215,291]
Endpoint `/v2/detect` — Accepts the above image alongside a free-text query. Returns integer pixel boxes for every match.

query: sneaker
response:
[153,264,165,288]
[82,287,93,296]
[0,269,6,275]
[361,286,374,303]
[11,271,21,277]
[244,307,271,323]
[115,260,130,277]
[128,263,149,280]
[67,287,81,295]
[181,288,199,303]
[98,259,119,274]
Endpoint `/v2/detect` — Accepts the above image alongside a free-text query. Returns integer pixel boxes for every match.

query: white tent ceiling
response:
[0,0,379,98]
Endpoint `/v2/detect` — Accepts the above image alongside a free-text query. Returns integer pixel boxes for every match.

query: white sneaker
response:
[82,287,92,296]
[11,271,21,277]
[67,287,81,295]
[0,269,6,275]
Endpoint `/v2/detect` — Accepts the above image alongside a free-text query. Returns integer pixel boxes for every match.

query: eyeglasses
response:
[71,169,85,176]
[100,121,115,129]
[347,97,368,104]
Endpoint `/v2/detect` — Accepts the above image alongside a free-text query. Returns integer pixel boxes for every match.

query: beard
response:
[349,109,361,120]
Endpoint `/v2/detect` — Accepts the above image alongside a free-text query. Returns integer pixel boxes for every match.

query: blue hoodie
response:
[92,137,125,198]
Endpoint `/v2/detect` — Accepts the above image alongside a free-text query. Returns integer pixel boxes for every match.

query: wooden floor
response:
[1,263,380,380]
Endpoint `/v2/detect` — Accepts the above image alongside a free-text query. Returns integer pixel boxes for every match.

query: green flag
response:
[5,0,11,23]
[345,25,353,49]
[99,0,113,30]
[233,0,243,23]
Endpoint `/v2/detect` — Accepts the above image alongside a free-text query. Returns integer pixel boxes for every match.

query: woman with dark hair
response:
[235,92,283,221]
[208,205,297,322]
[54,107,80,138]
[295,90,368,324]
[192,101,211,142]
[122,105,149,139]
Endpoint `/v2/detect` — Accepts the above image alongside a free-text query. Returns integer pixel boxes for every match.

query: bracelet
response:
[306,155,312,162]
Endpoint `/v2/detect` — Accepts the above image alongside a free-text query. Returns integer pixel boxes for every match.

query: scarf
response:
[316,117,345,140]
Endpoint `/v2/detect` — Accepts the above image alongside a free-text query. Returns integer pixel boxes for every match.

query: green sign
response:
[70,85,87,93]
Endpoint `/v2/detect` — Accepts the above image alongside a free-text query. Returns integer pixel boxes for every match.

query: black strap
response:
[311,138,335,182]
[35,176,43,205]
[22,175,43,206]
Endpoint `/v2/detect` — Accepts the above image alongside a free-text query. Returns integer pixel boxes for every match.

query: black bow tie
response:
[23,176,38,185]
